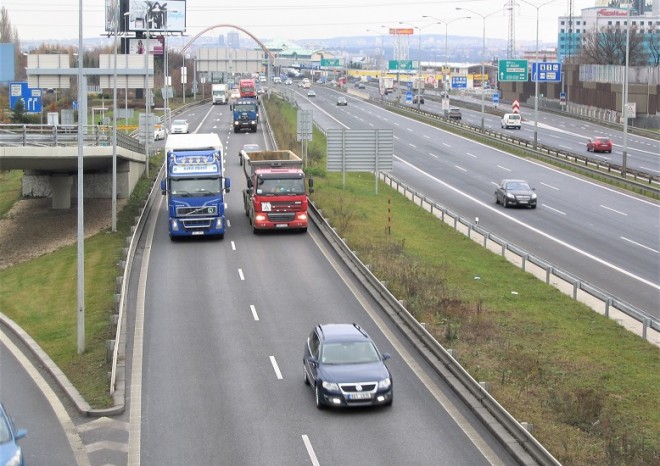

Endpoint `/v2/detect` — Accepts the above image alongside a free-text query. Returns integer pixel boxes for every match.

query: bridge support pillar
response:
[51,175,74,209]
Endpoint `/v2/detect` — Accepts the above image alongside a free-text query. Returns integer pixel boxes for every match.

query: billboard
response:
[107,0,187,33]
[129,37,164,56]
[389,28,414,35]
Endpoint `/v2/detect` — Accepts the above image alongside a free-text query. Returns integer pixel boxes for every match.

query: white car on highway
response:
[170,119,189,134]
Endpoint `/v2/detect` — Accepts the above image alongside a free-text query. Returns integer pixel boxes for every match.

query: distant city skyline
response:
[3,0,606,45]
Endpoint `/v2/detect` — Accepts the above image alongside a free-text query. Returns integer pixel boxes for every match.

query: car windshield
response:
[255,177,305,195]
[170,178,221,196]
[173,120,186,126]
[505,181,531,191]
[321,341,381,364]
[0,417,11,443]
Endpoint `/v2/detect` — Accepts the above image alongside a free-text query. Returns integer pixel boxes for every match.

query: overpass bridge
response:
[0,124,147,209]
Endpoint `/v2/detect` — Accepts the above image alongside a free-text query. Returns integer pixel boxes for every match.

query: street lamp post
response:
[399,22,425,109]
[112,3,118,232]
[519,0,559,150]
[456,7,510,131]
[144,3,150,178]
[423,16,470,93]
[622,7,631,175]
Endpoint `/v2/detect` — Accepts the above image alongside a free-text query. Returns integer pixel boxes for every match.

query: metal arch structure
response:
[179,24,275,63]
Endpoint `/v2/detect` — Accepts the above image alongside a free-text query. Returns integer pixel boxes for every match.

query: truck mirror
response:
[308,177,314,188]
[225,177,231,193]
[160,179,166,194]
[247,179,253,189]
[246,188,253,196]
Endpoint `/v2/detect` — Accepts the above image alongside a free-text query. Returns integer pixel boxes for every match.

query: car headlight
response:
[531,193,538,200]
[506,193,515,199]
[378,378,392,390]
[322,381,340,391]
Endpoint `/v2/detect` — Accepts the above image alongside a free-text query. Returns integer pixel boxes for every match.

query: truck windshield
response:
[170,178,222,197]
[256,177,305,195]
[234,103,257,113]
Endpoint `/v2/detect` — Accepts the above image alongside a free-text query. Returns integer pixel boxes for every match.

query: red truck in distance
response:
[239,78,257,100]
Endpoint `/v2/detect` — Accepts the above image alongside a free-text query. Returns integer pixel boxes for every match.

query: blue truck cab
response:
[161,133,230,239]
[230,98,259,133]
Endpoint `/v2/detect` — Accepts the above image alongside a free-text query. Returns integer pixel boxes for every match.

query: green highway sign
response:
[498,59,528,81]
[388,60,413,71]
[321,58,340,67]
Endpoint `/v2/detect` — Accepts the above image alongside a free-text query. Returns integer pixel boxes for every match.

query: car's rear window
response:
[508,114,521,120]
[596,138,610,143]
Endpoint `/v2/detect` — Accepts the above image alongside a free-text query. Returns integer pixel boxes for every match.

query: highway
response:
[373,86,660,176]
[3,84,657,465]
[135,102,518,465]
[295,84,660,319]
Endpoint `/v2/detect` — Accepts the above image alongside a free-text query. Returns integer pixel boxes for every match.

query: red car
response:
[587,137,613,153]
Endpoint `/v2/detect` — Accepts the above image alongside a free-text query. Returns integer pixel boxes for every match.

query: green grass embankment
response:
[264,95,659,466]
[0,154,163,407]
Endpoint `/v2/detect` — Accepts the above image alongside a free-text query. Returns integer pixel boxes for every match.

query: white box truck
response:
[212,84,229,105]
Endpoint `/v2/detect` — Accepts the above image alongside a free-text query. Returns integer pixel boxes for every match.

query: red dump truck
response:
[241,149,314,233]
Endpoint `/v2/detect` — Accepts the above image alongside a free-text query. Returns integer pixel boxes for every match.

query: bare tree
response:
[578,26,647,66]
[648,28,659,66]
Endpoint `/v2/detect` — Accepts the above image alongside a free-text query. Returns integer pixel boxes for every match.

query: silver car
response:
[170,119,189,134]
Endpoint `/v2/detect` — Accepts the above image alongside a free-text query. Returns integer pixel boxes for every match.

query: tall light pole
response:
[518,0,559,150]
[112,2,118,232]
[423,16,470,92]
[456,7,510,131]
[144,2,150,178]
[622,7,632,175]
[399,22,424,109]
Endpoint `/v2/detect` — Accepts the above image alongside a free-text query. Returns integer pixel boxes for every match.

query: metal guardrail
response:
[377,171,659,340]
[308,202,561,466]
[270,91,658,338]
[0,123,145,153]
[371,98,660,195]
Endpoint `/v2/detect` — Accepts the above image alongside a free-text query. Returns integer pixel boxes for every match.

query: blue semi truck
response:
[161,133,230,239]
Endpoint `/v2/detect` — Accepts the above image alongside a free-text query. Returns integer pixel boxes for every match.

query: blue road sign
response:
[560,91,566,106]
[452,76,467,89]
[532,62,561,82]
[493,93,500,105]
[9,81,42,113]
[405,91,413,102]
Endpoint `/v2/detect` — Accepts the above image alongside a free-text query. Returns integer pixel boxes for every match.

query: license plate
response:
[348,393,371,400]
[192,231,204,235]
[275,224,289,228]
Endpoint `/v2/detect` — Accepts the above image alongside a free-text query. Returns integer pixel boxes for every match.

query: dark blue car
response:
[303,323,393,409]
[0,403,27,466]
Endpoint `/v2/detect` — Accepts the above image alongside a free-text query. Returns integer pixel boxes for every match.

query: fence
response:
[377,172,659,345]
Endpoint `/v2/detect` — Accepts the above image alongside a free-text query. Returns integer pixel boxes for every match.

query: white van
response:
[501,113,522,129]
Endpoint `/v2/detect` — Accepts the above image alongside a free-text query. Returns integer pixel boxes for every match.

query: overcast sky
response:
[5,0,598,45]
